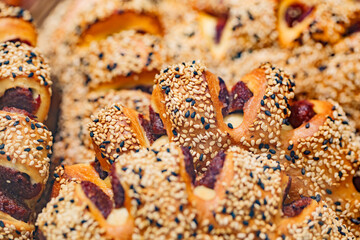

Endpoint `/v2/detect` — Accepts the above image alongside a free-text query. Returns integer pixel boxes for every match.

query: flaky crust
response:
[88,104,149,172]
[152,61,230,173]
[0,42,52,122]
[0,2,36,46]
[38,144,354,239]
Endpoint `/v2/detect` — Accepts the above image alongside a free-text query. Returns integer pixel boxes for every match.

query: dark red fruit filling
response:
[139,114,156,144]
[195,151,226,189]
[110,167,125,209]
[181,146,196,184]
[81,181,113,218]
[283,197,312,217]
[0,189,31,222]
[0,87,40,117]
[288,100,316,128]
[149,106,166,137]
[285,3,314,28]
[218,77,230,116]
[91,158,108,180]
[353,175,360,193]
[227,81,253,114]
[345,22,360,36]
[215,15,228,44]
[0,166,42,199]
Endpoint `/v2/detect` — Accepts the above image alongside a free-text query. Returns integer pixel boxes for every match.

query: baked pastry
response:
[151,61,294,173]
[0,110,53,239]
[37,144,353,239]
[280,99,360,235]
[89,60,360,236]
[0,2,36,46]
[77,30,162,91]
[53,78,152,164]
[278,0,360,47]
[0,41,52,122]
[88,104,151,172]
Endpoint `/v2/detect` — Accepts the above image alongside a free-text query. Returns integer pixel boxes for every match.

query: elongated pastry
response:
[0,2,36,46]
[0,42,52,122]
[0,110,52,239]
[78,30,162,91]
[152,61,294,173]
[88,104,151,172]
[37,144,353,239]
[280,99,360,235]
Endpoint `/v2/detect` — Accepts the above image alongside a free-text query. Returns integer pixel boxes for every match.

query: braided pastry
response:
[0,2,36,46]
[0,111,52,239]
[0,42,52,122]
[151,61,294,173]
[37,144,353,239]
[89,60,360,236]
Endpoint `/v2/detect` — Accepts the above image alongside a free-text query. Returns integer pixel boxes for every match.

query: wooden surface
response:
[1,0,61,25]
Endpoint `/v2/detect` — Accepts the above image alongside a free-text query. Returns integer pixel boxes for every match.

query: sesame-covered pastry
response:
[309,32,360,129]
[54,79,152,165]
[0,2,36,46]
[72,0,162,48]
[0,42,52,122]
[37,144,353,239]
[152,61,294,173]
[278,0,360,48]
[280,99,360,235]
[88,104,152,172]
[77,30,162,91]
[0,110,52,239]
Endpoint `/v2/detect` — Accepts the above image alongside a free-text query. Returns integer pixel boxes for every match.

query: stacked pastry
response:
[38,0,164,164]
[29,0,360,239]
[36,61,360,239]
[0,2,53,239]
[39,0,360,130]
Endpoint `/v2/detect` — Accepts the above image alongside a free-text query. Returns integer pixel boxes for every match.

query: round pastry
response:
[53,80,152,165]
[280,99,360,235]
[88,104,152,172]
[37,144,353,239]
[277,0,360,47]
[0,2,36,46]
[152,61,294,173]
[77,30,162,91]
[0,41,52,122]
[0,110,52,239]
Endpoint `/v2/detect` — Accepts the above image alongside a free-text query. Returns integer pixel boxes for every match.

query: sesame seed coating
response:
[154,61,229,173]
[234,63,294,157]
[36,182,105,240]
[0,41,52,90]
[78,31,162,90]
[88,103,148,169]
[0,111,52,184]
[0,2,33,22]
[38,144,354,239]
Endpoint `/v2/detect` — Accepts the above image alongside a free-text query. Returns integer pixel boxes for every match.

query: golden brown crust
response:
[38,144,354,239]
[278,0,360,48]
[88,104,149,172]
[152,61,230,174]
[77,30,162,91]
[279,99,360,234]
[0,42,52,122]
[0,110,52,185]
[0,2,36,46]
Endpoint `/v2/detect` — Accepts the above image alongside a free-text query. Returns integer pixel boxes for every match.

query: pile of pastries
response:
[0,0,359,239]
